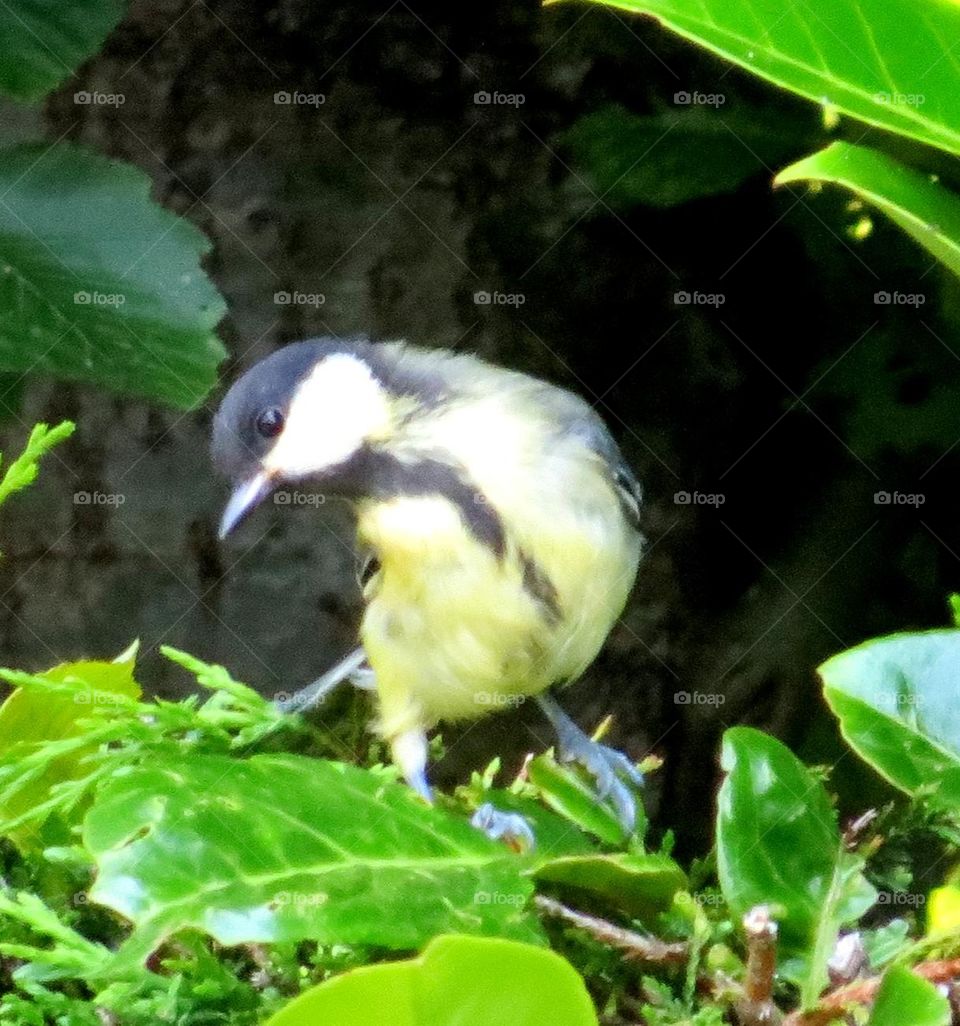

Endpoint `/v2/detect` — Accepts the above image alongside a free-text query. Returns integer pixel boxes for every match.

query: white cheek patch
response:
[264,354,391,479]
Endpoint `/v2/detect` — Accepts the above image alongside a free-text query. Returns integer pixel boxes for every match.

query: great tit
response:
[212,338,645,829]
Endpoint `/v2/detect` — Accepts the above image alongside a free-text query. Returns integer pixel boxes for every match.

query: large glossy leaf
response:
[563,103,812,210]
[0,0,125,102]
[265,934,598,1026]
[0,651,140,849]
[777,142,960,278]
[0,144,226,408]
[84,754,541,966]
[868,966,950,1026]
[717,727,876,1007]
[818,630,960,796]
[578,0,960,158]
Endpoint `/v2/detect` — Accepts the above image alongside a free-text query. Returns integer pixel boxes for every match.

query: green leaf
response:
[776,142,960,278]
[868,965,949,1026]
[0,421,74,508]
[0,0,125,103]
[818,630,960,796]
[562,103,812,210]
[0,143,226,408]
[578,0,960,157]
[534,852,685,920]
[264,934,598,1026]
[527,752,633,845]
[0,652,140,849]
[83,753,541,966]
[717,727,875,1007]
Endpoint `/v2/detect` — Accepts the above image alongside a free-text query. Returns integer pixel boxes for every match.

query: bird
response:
[212,337,645,831]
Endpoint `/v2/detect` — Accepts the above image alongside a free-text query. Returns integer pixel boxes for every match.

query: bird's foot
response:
[536,694,643,835]
[391,728,432,803]
[470,802,535,852]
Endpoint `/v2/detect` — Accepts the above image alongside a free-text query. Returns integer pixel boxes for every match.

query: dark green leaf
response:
[717,727,875,1006]
[0,143,226,408]
[534,852,685,920]
[264,934,598,1026]
[563,103,810,210]
[0,0,125,103]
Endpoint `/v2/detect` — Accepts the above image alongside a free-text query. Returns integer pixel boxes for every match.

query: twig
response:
[735,906,783,1026]
[534,894,687,963]
[783,956,960,1026]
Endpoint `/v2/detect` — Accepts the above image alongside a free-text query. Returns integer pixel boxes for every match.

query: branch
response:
[735,906,783,1026]
[784,956,960,1026]
[534,894,688,963]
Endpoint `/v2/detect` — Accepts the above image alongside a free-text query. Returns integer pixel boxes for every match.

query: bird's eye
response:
[255,407,285,438]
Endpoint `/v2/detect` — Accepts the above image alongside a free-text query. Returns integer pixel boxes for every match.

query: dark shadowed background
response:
[0,0,957,851]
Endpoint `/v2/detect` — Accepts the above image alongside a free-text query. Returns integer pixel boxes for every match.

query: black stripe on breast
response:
[325,447,507,557]
[519,549,562,624]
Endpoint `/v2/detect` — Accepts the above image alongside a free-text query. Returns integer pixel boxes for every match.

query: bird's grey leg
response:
[275,646,369,714]
[536,692,644,834]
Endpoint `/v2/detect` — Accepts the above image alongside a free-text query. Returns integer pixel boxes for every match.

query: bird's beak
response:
[218,472,274,539]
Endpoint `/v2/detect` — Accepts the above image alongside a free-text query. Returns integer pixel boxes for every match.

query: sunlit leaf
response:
[264,934,598,1026]
[777,142,960,279]
[576,0,960,157]
[84,754,542,966]
[0,652,140,849]
[868,965,949,1026]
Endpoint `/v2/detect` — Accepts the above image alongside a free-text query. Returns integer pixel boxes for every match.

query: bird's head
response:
[212,339,403,538]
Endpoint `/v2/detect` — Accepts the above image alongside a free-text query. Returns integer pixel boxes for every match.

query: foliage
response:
[1,592,960,1022]
[0,2,225,408]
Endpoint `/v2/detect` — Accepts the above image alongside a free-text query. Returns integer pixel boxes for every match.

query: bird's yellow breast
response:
[355,449,640,746]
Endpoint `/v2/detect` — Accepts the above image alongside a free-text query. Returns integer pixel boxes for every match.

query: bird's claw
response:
[559,738,643,833]
[538,694,644,835]
[471,802,535,852]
